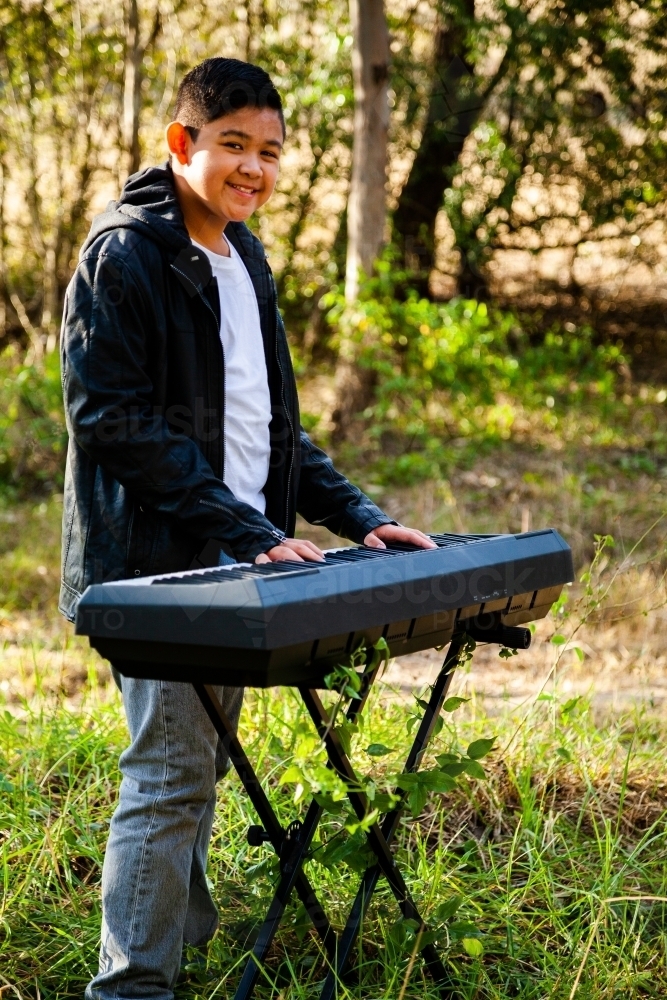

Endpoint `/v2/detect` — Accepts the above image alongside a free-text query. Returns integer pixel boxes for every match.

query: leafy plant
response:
[0,346,66,494]
[317,265,665,482]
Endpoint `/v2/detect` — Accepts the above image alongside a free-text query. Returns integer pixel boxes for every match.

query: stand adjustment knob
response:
[247,825,271,846]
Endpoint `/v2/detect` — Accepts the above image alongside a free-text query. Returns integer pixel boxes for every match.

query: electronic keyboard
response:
[75,529,573,687]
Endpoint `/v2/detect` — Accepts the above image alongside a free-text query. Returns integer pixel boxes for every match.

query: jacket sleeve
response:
[296,429,395,543]
[62,248,285,560]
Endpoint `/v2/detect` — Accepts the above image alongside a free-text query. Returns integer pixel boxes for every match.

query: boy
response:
[60,58,434,999]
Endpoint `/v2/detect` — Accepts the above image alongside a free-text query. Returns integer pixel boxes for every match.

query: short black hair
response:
[174,58,285,142]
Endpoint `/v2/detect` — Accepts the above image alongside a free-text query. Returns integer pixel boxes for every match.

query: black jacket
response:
[59,163,390,621]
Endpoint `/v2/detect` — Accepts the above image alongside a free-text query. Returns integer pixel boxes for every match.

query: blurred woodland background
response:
[0,0,666,509]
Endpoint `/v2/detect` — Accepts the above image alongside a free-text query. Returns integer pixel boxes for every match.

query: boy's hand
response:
[364,524,436,550]
[256,538,326,563]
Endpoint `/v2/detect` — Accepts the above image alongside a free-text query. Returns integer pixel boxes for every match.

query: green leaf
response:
[462,937,484,957]
[388,916,420,949]
[556,746,572,762]
[466,737,497,760]
[573,646,585,662]
[435,752,459,766]
[407,784,429,817]
[443,696,469,712]
[499,646,518,659]
[416,698,431,711]
[334,722,354,756]
[245,857,278,883]
[373,791,400,812]
[561,696,582,715]
[450,919,478,938]
[417,929,439,950]
[278,764,303,785]
[462,759,486,780]
[439,761,468,777]
[421,770,457,793]
[364,743,393,757]
[313,793,345,814]
[551,633,566,645]
[435,895,463,921]
[293,902,312,943]
[395,772,420,789]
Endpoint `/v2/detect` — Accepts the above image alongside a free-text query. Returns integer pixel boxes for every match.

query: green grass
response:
[1,660,667,997]
[2,484,667,997]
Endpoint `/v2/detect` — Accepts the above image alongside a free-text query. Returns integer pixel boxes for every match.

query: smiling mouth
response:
[227,182,260,196]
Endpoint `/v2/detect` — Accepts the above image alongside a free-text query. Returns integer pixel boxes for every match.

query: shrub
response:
[322,266,631,481]
[0,346,66,495]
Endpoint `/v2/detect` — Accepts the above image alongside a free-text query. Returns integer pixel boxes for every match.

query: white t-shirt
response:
[192,238,272,515]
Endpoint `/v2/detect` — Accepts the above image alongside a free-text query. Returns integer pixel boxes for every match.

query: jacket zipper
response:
[275,347,294,524]
[171,256,288,539]
[205,284,226,481]
[171,262,225,479]
[198,497,283,540]
[266,259,295,532]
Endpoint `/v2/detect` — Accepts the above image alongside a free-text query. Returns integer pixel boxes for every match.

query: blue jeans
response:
[86,633,244,999]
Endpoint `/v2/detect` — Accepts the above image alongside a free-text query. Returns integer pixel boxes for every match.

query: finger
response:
[403,534,436,548]
[406,530,437,548]
[302,540,325,557]
[364,532,386,549]
[273,547,305,562]
[281,538,325,559]
[289,541,325,561]
[386,526,436,548]
[288,538,325,559]
[255,552,270,564]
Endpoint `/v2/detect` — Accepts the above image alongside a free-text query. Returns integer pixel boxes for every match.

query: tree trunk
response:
[393,2,478,298]
[245,0,268,61]
[0,153,6,340]
[344,0,389,302]
[123,0,143,177]
[122,1,161,179]
[331,0,389,442]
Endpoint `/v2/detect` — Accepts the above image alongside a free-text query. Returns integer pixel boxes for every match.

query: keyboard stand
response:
[193,632,466,999]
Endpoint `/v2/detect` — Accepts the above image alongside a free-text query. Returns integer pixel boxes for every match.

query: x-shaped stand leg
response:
[194,652,385,1000]
[301,634,466,999]
[194,682,337,999]
[194,632,463,999]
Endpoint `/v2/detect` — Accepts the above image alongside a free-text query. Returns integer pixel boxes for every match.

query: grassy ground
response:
[1,457,667,998]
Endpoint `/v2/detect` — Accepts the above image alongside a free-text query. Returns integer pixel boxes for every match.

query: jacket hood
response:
[81,162,191,257]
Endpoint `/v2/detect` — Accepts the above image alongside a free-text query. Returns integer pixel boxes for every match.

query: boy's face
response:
[167,106,284,226]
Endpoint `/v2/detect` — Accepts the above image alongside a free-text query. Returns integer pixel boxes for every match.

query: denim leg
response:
[86,677,243,1000]
[183,685,244,947]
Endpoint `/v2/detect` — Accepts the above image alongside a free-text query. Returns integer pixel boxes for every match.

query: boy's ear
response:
[166,122,191,164]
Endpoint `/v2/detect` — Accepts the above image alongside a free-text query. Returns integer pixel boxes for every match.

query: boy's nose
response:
[238,155,263,177]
